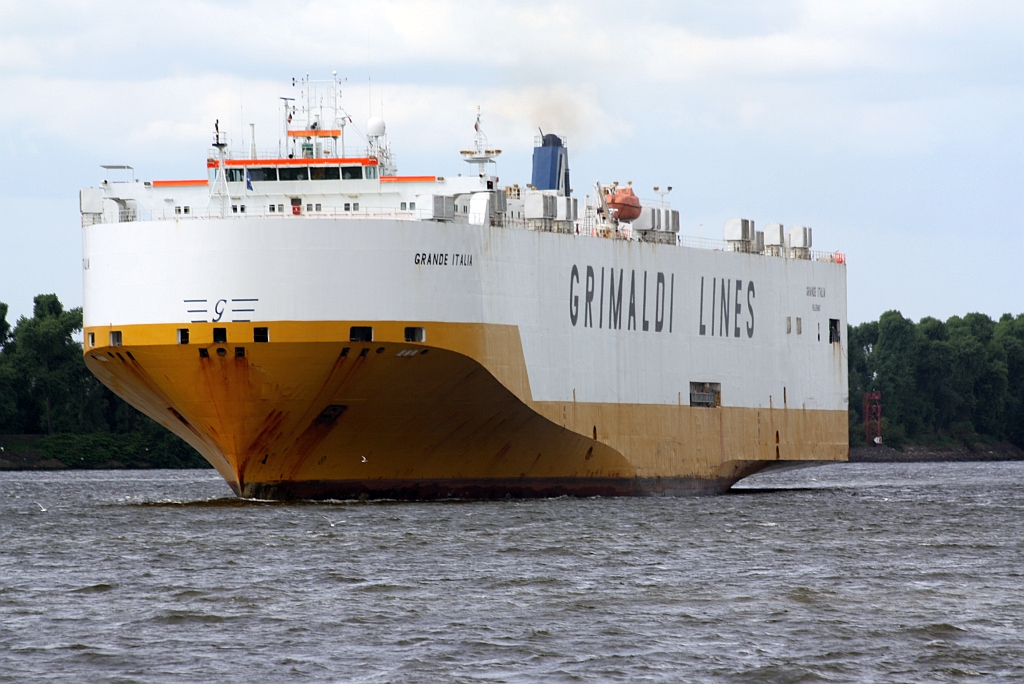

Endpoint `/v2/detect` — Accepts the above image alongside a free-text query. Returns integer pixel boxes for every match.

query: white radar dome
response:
[367,117,386,137]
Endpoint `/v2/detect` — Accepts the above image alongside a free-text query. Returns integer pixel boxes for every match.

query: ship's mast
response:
[460,107,501,176]
[211,119,229,218]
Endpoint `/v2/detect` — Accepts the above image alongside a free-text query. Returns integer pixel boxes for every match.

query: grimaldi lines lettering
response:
[569,266,675,333]
[698,276,756,338]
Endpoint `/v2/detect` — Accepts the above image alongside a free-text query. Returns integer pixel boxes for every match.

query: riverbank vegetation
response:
[0,295,207,468]
[848,311,1024,450]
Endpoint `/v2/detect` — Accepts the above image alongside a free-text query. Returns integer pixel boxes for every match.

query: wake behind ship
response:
[80,76,848,499]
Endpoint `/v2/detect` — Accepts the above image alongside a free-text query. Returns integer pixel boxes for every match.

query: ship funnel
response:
[531,132,570,196]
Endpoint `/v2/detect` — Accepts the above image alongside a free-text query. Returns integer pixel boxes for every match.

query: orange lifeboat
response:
[606,186,642,221]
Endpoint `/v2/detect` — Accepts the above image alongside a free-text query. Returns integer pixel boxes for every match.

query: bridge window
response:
[310,167,340,180]
[405,327,425,342]
[353,202,359,211]
[344,203,350,211]
[226,169,245,182]
[342,166,363,180]
[279,167,309,181]
[409,201,415,210]
[269,204,275,212]
[248,168,278,182]
[365,166,378,180]
[400,202,407,211]
[110,331,122,347]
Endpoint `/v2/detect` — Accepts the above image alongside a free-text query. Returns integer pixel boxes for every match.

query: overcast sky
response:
[1,0,1021,325]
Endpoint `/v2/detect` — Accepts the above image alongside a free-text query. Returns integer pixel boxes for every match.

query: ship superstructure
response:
[80,76,848,499]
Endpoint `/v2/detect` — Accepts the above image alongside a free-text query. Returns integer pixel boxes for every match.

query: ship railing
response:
[208,146,374,162]
[678,235,727,251]
[97,206,426,222]
[82,207,847,263]
[674,235,846,263]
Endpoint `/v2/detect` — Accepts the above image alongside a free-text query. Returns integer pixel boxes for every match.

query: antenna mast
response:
[459,106,501,176]
[211,120,229,218]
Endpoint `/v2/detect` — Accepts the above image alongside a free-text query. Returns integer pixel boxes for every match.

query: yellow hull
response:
[83,320,847,498]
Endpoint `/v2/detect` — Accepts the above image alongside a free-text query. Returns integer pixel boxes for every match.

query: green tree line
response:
[848,311,1024,449]
[0,294,208,467]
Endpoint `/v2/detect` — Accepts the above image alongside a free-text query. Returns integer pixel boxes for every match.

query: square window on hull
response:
[350,326,373,342]
[689,382,721,408]
[829,318,841,344]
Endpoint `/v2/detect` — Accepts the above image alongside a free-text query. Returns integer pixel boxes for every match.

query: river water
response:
[2,462,1022,682]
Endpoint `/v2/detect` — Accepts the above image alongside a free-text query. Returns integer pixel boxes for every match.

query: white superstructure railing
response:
[86,207,847,263]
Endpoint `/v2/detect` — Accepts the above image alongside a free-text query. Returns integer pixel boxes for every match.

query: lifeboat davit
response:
[606,187,642,221]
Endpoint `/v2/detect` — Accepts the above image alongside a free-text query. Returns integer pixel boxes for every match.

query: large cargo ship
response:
[80,77,848,499]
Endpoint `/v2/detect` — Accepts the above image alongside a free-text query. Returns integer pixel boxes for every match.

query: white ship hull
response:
[82,216,848,498]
